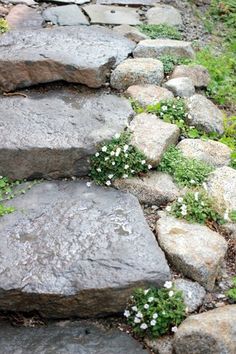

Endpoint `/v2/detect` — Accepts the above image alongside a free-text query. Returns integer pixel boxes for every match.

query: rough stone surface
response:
[0,26,135,91]
[174,279,206,313]
[164,77,195,98]
[110,58,164,91]
[42,0,90,3]
[130,113,180,166]
[113,172,180,206]
[222,223,236,241]
[84,5,141,25]
[113,24,148,43]
[186,94,224,134]
[97,0,158,4]
[144,335,173,354]
[126,84,174,106]
[147,5,183,26]
[0,320,150,353]
[134,39,195,59]
[2,0,36,5]
[170,64,210,88]
[156,216,228,290]
[0,5,9,16]
[0,89,133,180]
[43,5,89,26]
[6,4,43,30]
[206,167,236,212]
[177,139,231,168]
[174,305,236,354]
[0,181,170,318]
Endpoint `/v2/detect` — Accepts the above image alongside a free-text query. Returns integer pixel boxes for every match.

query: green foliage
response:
[210,0,236,29]
[159,55,192,74]
[168,191,225,225]
[145,98,187,122]
[158,146,213,187]
[226,277,236,302]
[124,283,186,338]
[229,210,236,222]
[0,204,15,217]
[90,132,151,185]
[0,177,17,217]
[0,19,9,34]
[138,24,182,40]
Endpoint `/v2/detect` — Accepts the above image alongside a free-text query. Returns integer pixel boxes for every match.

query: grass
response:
[0,19,9,34]
[138,24,182,40]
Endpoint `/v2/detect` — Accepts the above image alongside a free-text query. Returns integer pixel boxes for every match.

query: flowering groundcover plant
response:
[90,132,151,185]
[124,282,186,338]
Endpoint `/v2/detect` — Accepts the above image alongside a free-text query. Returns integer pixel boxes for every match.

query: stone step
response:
[0,181,170,318]
[0,320,150,354]
[0,88,133,180]
[0,25,135,92]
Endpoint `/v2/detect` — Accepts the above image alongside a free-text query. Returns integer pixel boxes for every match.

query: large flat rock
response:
[0,89,133,180]
[0,181,170,318]
[84,5,141,25]
[0,26,135,92]
[0,320,150,354]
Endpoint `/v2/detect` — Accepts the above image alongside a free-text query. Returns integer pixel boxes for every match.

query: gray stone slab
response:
[0,181,170,318]
[6,4,43,29]
[84,4,141,25]
[97,0,158,4]
[0,320,150,353]
[0,25,135,91]
[43,5,89,26]
[147,5,183,26]
[0,89,133,180]
[1,0,36,5]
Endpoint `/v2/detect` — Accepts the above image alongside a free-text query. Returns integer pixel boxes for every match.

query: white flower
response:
[124,164,129,170]
[108,174,114,179]
[148,297,154,303]
[201,201,205,206]
[105,180,111,186]
[162,105,168,112]
[148,164,152,169]
[115,147,121,157]
[96,168,101,172]
[123,174,128,179]
[86,182,92,188]
[136,311,143,318]
[102,146,107,152]
[144,304,149,309]
[105,157,109,161]
[140,323,148,330]
[166,205,172,212]
[153,313,158,319]
[134,317,141,323]
[188,291,192,299]
[124,310,130,318]
[169,290,174,297]
[162,311,166,315]
[177,197,183,203]
[115,133,120,139]
[187,114,192,119]
[190,179,196,184]
[181,209,187,216]
[164,281,172,289]
[224,209,229,221]
[202,182,207,191]
[141,160,146,165]
[171,326,178,333]
[123,144,129,152]
[131,306,138,312]
[144,289,150,295]
[150,320,156,326]
[194,192,199,201]
[112,161,115,166]
[131,170,135,173]
[110,151,115,156]
[95,152,99,157]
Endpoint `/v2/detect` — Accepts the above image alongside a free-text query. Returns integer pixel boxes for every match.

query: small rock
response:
[83,4,141,25]
[156,216,228,290]
[0,5,9,17]
[2,0,36,5]
[6,4,43,29]
[126,84,174,106]
[144,335,173,354]
[134,39,195,59]
[110,58,164,91]
[147,4,183,26]
[206,166,236,212]
[164,77,195,98]
[170,64,210,88]
[113,172,180,205]
[186,94,224,134]
[43,0,90,3]
[177,139,231,168]
[222,223,236,241]
[130,113,180,166]
[98,0,157,4]
[174,305,236,354]
[43,5,89,26]
[113,24,148,43]
[174,279,206,313]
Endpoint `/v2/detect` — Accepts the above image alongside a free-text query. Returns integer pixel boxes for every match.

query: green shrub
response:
[210,0,236,29]
[226,277,236,302]
[0,204,15,217]
[229,210,236,222]
[158,146,213,187]
[159,55,192,74]
[168,191,225,225]
[0,19,9,34]
[124,283,186,338]
[145,98,187,122]
[138,24,182,40]
[90,132,151,185]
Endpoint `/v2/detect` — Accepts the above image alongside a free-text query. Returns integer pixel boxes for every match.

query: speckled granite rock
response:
[170,64,210,88]
[126,85,174,106]
[164,77,195,98]
[174,278,206,313]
